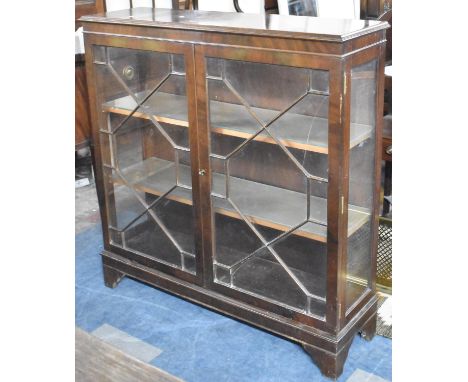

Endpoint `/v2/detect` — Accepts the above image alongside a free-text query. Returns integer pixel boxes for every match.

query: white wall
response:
[278,0,360,19]
[105,0,173,12]
[197,0,265,14]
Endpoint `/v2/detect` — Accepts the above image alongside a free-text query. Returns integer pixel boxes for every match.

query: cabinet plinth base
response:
[101,250,379,381]
[103,264,125,288]
[359,313,377,341]
[303,339,352,380]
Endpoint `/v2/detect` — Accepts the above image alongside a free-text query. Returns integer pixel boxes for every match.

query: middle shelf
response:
[113,157,370,243]
[103,92,373,155]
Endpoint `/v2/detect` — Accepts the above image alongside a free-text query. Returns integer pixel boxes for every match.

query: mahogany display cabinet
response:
[81,8,388,379]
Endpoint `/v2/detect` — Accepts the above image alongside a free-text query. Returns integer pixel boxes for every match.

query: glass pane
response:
[271,233,327,317]
[93,45,107,64]
[267,92,329,155]
[285,0,318,16]
[94,46,197,274]
[345,60,378,311]
[208,57,329,318]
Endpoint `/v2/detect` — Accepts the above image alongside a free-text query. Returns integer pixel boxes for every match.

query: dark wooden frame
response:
[75,1,105,150]
[82,10,388,379]
[360,0,391,19]
[75,54,92,151]
[76,0,105,30]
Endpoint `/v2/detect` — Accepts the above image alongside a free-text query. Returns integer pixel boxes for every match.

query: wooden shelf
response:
[103,92,373,154]
[116,158,370,243]
[215,255,327,317]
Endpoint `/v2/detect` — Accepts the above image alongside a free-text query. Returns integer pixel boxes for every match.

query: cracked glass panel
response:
[208,57,329,318]
[346,60,378,312]
[94,46,197,274]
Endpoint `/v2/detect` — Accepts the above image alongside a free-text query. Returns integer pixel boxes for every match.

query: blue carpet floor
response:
[76,224,392,382]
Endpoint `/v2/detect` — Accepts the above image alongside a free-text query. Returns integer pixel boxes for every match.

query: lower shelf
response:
[114,157,370,242]
[124,214,197,274]
[108,196,369,319]
[213,222,328,317]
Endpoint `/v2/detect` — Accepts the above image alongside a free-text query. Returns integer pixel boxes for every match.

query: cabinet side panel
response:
[345,59,378,314]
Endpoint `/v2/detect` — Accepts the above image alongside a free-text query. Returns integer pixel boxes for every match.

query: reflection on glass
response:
[278,0,318,16]
[345,60,377,312]
[207,57,329,318]
[94,45,197,274]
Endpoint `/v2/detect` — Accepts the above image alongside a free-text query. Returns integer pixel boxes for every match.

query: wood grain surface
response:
[75,58,92,150]
[76,327,183,382]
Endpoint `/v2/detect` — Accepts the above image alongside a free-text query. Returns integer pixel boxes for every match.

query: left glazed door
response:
[90,40,202,283]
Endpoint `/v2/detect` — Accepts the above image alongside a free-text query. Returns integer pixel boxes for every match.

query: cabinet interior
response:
[96,47,376,317]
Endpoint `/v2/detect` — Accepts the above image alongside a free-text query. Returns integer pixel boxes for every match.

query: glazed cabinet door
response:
[87,37,202,284]
[195,46,342,327]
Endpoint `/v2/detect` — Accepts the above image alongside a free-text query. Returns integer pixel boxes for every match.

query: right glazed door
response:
[197,46,375,325]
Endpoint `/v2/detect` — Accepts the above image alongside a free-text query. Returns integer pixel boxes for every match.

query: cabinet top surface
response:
[80,8,388,42]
